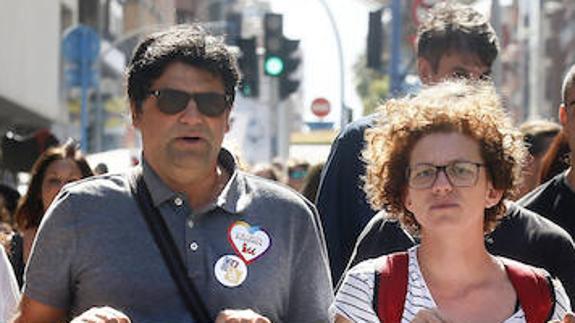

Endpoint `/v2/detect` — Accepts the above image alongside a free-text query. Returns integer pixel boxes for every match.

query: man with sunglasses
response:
[317,2,575,304]
[16,25,333,323]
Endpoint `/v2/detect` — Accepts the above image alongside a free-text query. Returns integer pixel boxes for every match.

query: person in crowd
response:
[14,139,93,266]
[250,163,285,182]
[15,25,332,322]
[0,183,24,286]
[286,158,310,191]
[334,80,572,322]
[514,119,561,199]
[316,2,500,283]
[0,184,19,249]
[0,245,19,322]
[301,163,324,205]
[0,184,20,224]
[539,129,571,184]
[519,64,575,238]
[94,162,109,175]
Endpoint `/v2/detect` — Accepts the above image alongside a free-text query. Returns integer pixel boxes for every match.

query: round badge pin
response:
[214,254,248,287]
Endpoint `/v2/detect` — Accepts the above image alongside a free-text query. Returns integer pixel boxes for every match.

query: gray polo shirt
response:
[25,149,333,322]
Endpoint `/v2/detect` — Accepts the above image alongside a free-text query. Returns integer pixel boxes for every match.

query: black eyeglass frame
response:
[405,161,485,189]
[147,88,232,117]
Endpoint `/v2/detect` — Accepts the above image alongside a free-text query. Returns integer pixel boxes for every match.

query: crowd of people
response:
[0,2,574,322]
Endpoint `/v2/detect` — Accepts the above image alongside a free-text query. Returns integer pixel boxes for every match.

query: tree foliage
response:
[354,55,389,116]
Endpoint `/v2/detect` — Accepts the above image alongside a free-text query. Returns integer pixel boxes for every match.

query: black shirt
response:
[519,171,575,238]
[346,202,575,305]
[316,115,378,284]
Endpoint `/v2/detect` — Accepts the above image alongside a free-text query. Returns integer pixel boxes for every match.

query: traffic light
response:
[237,37,259,97]
[279,38,301,100]
[263,13,301,99]
[264,13,284,77]
[367,9,383,70]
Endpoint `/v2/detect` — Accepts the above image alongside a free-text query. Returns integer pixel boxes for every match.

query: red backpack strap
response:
[502,258,555,323]
[373,252,409,323]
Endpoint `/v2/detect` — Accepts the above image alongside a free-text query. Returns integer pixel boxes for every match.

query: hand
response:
[549,313,575,323]
[411,308,448,323]
[215,309,271,323]
[70,306,131,323]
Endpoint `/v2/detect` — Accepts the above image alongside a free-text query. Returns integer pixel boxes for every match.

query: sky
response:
[270,0,373,127]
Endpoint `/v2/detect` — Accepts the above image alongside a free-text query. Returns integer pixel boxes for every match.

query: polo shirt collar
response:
[141,148,247,214]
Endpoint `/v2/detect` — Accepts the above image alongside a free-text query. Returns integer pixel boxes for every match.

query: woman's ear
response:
[404,191,415,213]
[485,183,504,209]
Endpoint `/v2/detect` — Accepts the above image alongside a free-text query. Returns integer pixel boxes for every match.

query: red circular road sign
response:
[311,98,331,118]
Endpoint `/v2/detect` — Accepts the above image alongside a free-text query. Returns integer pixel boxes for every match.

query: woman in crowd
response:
[14,140,93,265]
[538,130,571,184]
[333,80,571,322]
[0,245,19,322]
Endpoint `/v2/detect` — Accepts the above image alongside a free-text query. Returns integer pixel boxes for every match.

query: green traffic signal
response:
[264,55,284,77]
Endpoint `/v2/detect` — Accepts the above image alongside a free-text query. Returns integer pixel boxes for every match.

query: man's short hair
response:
[126,25,240,113]
[561,64,575,104]
[416,2,499,72]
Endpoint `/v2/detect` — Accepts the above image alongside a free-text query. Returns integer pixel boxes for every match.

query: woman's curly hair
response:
[362,80,526,235]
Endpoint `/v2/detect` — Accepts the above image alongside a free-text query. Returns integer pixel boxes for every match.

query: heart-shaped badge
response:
[227,221,271,264]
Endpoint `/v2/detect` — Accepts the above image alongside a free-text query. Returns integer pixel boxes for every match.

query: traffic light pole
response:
[317,0,347,130]
[389,0,402,95]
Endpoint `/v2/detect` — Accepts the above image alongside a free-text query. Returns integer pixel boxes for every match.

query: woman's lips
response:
[429,202,459,210]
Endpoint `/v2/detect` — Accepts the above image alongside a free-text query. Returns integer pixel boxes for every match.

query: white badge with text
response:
[214,254,248,287]
[227,220,271,264]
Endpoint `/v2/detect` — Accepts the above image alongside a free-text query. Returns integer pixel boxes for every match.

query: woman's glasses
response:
[406,161,484,189]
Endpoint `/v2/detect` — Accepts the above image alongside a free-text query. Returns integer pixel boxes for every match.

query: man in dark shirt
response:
[317,2,498,283]
[519,64,575,238]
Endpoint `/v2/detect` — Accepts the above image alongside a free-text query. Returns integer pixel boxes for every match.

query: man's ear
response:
[559,104,568,127]
[417,57,433,84]
[224,109,232,133]
[130,101,141,128]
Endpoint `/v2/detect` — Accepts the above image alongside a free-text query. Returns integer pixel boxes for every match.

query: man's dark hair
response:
[416,2,499,72]
[126,24,240,113]
[561,64,575,104]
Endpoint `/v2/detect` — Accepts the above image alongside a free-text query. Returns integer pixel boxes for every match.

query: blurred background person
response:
[301,162,324,204]
[14,140,93,271]
[250,162,285,182]
[0,183,21,284]
[520,64,575,238]
[93,162,109,175]
[538,130,571,184]
[0,245,19,322]
[286,158,309,191]
[0,184,20,249]
[0,184,21,225]
[514,119,561,199]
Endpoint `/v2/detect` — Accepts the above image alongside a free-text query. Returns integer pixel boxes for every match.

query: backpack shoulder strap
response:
[502,258,555,323]
[373,252,409,323]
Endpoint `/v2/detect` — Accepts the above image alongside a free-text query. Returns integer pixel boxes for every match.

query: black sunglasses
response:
[147,88,230,117]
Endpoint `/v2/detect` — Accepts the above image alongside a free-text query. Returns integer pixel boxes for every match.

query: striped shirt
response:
[333,246,572,322]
